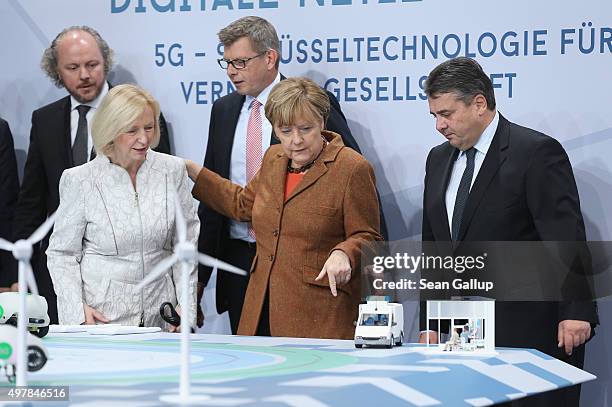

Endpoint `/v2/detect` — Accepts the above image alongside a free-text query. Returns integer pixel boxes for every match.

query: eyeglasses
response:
[217,51,267,70]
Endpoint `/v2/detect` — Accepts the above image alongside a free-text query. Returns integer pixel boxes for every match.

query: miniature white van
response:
[354,296,404,348]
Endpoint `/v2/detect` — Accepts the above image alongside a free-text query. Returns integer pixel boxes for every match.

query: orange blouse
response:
[284,172,305,200]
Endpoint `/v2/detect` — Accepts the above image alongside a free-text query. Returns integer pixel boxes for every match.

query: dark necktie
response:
[451,148,476,241]
[73,105,91,166]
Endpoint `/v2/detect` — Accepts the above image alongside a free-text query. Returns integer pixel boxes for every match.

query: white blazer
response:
[47,151,199,328]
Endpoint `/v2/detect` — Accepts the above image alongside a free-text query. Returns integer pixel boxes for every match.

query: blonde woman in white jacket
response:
[47,84,199,330]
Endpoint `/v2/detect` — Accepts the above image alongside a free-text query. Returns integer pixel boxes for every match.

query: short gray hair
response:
[218,16,280,68]
[41,26,114,88]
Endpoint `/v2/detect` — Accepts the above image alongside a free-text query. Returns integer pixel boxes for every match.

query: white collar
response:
[245,72,281,109]
[471,110,499,156]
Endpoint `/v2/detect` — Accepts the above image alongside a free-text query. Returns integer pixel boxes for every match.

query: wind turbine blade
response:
[24,263,39,295]
[172,188,187,243]
[135,254,178,290]
[0,237,14,251]
[198,253,247,276]
[28,212,58,244]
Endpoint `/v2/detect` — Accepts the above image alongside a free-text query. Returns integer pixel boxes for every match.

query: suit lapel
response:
[284,137,341,204]
[268,74,287,146]
[285,160,328,203]
[60,96,73,167]
[220,93,245,178]
[267,151,289,208]
[434,146,458,241]
[457,115,509,241]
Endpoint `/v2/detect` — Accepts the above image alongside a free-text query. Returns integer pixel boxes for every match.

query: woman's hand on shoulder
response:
[82,304,109,325]
[316,250,352,297]
[184,159,203,182]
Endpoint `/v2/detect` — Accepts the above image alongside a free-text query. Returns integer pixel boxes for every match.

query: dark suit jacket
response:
[193,131,382,338]
[12,88,172,322]
[199,80,362,315]
[0,118,19,286]
[421,114,598,356]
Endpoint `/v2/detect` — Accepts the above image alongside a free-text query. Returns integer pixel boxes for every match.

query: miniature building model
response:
[426,299,495,353]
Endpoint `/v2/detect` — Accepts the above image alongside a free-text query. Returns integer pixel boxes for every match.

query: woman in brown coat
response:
[186,77,382,339]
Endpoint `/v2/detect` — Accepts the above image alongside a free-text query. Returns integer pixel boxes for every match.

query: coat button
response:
[268,254,275,261]
[272,229,279,237]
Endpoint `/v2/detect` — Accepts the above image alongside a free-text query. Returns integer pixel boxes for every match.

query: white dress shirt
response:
[445,111,500,231]
[70,82,109,160]
[229,73,281,242]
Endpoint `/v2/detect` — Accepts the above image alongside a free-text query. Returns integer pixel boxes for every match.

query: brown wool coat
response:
[192,131,382,339]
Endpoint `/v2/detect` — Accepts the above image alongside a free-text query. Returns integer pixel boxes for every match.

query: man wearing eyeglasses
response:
[199,16,362,334]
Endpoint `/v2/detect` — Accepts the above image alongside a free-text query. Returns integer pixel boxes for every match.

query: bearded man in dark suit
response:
[13,26,171,323]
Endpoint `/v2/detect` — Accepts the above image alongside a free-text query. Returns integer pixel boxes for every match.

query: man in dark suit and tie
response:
[199,16,365,334]
[12,26,171,324]
[419,57,597,406]
[0,118,19,290]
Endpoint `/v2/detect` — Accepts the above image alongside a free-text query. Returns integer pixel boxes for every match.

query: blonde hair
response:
[91,84,160,156]
[265,77,330,128]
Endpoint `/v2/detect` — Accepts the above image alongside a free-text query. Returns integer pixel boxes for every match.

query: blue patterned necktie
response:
[451,147,476,241]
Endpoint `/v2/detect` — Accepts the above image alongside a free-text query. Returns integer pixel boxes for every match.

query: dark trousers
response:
[219,239,254,334]
[219,239,271,336]
[256,290,271,336]
[33,249,58,324]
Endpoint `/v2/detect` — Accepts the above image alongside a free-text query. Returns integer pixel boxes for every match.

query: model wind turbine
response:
[135,189,247,404]
[0,213,56,386]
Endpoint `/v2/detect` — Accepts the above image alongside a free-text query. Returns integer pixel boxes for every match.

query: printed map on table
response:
[11,333,596,407]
